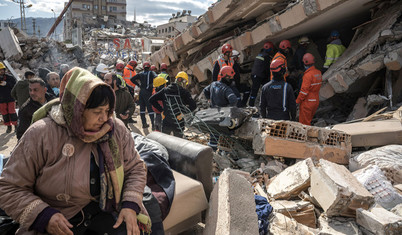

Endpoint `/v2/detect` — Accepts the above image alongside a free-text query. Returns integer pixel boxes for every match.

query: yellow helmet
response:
[0,62,5,70]
[175,71,188,85]
[153,76,167,88]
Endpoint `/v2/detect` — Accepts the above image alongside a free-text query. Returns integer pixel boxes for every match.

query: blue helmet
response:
[330,30,340,37]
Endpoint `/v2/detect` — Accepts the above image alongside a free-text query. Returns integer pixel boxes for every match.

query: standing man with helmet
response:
[212,43,238,82]
[149,71,196,137]
[123,60,138,88]
[261,60,296,121]
[203,66,238,150]
[270,40,292,81]
[95,63,109,80]
[131,61,157,129]
[158,63,171,84]
[296,53,322,125]
[249,41,275,107]
[151,76,168,132]
[0,62,17,133]
[115,62,125,76]
[150,65,157,72]
[323,30,346,72]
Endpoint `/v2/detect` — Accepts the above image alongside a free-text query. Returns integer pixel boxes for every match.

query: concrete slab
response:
[318,215,362,235]
[0,27,23,60]
[356,206,402,235]
[270,200,316,228]
[269,212,317,235]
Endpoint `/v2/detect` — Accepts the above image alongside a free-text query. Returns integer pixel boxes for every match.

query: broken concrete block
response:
[250,22,272,46]
[353,165,402,210]
[356,206,402,235]
[327,72,351,93]
[278,3,307,30]
[310,159,374,217]
[204,169,259,235]
[269,212,317,235]
[319,82,336,101]
[384,50,402,71]
[391,204,402,217]
[270,200,316,228]
[267,158,313,199]
[395,184,402,194]
[318,215,362,235]
[262,160,287,178]
[332,119,402,149]
[0,27,23,60]
[347,97,368,121]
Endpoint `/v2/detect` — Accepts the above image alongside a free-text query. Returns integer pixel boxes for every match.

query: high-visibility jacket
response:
[123,65,137,87]
[158,72,170,83]
[296,66,322,125]
[212,55,234,81]
[270,52,289,81]
[323,39,346,68]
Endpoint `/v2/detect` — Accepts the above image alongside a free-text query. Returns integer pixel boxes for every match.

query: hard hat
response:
[330,30,340,37]
[153,76,167,88]
[143,61,151,68]
[264,41,274,50]
[128,60,137,67]
[221,43,233,54]
[298,36,310,45]
[279,40,291,50]
[302,53,315,65]
[270,59,285,73]
[116,63,125,71]
[175,71,189,85]
[218,66,235,81]
[232,50,240,57]
[96,63,109,73]
[160,63,168,70]
[0,62,5,70]
[150,65,156,71]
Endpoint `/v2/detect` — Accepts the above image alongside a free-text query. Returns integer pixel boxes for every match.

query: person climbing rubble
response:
[131,61,157,129]
[149,71,196,137]
[260,59,296,121]
[323,30,346,72]
[249,41,276,107]
[0,62,17,133]
[296,53,322,125]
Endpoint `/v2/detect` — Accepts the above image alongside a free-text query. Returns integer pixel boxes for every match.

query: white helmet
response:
[96,63,109,73]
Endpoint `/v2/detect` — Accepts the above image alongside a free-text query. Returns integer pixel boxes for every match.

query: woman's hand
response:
[46,213,73,235]
[113,208,139,235]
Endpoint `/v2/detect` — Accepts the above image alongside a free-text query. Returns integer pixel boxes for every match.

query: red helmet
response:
[160,63,168,70]
[270,59,285,73]
[302,53,315,65]
[221,43,233,54]
[150,65,156,71]
[143,61,151,68]
[128,60,137,67]
[218,66,235,81]
[264,41,274,50]
[279,40,291,50]
[116,63,125,71]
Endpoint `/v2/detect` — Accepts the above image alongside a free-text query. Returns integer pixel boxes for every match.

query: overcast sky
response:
[0,0,216,26]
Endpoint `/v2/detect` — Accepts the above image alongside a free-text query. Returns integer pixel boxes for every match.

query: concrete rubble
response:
[318,216,362,235]
[268,212,317,235]
[270,200,316,228]
[356,206,402,235]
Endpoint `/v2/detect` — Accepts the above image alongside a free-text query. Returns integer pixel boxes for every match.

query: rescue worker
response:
[296,53,322,125]
[212,43,238,82]
[149,72,196,137]
[123,60,138,88]
[115,62,125,76]
[232,50,251,107]
[151,76,168,132]
[323,30,346,72]
[270,40,292,81]
[203,66,238,150]
[131,61,157,129]
[249,41,275,106]
[260,59,296,121]
[95,63,109,80]
[0,62,17,133]
[158,63,171,84]
[150,65,157,72]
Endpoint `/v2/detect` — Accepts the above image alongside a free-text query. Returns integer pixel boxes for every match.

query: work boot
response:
[6,126,11,133]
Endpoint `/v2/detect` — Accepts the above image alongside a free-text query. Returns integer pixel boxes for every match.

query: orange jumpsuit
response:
[123,65,137,88]
[296,65,322,125]
[270,52,289,81]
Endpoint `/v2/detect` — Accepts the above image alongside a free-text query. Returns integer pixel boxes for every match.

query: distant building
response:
[156,10,197,38]
[63,0,127,41]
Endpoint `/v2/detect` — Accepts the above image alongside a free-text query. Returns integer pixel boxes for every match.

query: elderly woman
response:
[0,68,149,235]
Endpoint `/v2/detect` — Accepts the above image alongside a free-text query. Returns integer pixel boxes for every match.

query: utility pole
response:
[12,0,32,32]
[32,18,36,36]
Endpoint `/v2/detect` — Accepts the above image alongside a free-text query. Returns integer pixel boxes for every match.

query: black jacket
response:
[251,50,272,78]
[0,74,16,103]
[260,80,296,120]
[203,81,238,108]
[149,83,196,126]
[16,93,55,140]
[130,70,157,92]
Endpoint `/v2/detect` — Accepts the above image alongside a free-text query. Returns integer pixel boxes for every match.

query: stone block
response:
[173,35,184,51]
[204,169,259,235]
[181,29,195,46]
[189,25,202,39]
[347,97,368,121]
[327,72,351,93]
[356,206,402,235]
[318,215,362,235]
[270,200,316,228]
[269,212,317,235]
[209,0,232,24]
[384,51,402,71]
[239,31,253,50]
[250,22,272,46]
[319,82,336,101]
[310,159,374,217]
[278,3,307,30]
[0,27,23,60]
[267,158,313,199]
[356,54,384,77]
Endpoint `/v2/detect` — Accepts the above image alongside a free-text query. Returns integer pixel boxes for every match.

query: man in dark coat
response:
[0,62,17,133]
[11,70,35,108]
[16,78,55,140]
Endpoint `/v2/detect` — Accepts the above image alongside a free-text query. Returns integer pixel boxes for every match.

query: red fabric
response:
[296,66,322,125]
[0,102,17,125]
